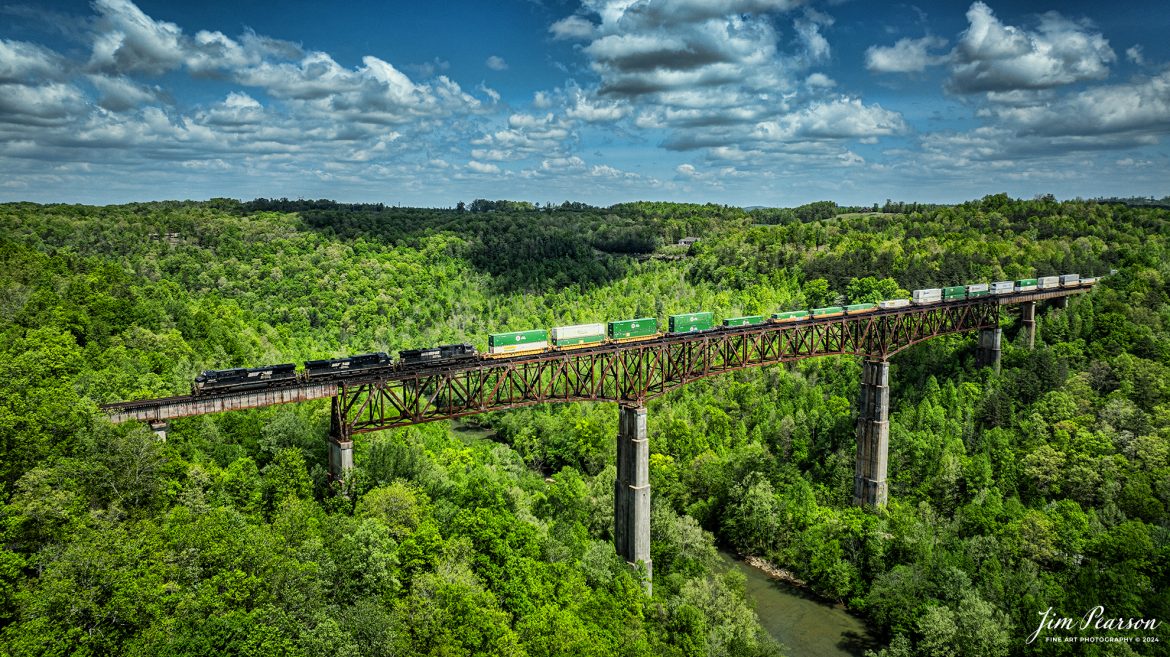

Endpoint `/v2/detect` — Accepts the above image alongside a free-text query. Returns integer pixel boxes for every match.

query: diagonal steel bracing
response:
[334,298,1005,434]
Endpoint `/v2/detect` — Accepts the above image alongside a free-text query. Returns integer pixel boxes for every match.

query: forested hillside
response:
[0,196,1166,656]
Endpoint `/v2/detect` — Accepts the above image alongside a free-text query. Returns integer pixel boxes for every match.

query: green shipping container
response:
[811,306,845,316]
[553,334,605,347]
[772,310,810,321]
[968,288,990,297]
[489,329,548,347]
[1016,278,1038,286]
[549,334,603,346]
[943,286,966,296]
[669,311,713,333]
[723,315,765,327]
[844,303,876,313]
[608,318,659,339]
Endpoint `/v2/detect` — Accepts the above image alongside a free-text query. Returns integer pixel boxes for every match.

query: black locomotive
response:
[304,352,392,377]
[192,345,479,395]
[399,343,478,367]
[193,363,297,394]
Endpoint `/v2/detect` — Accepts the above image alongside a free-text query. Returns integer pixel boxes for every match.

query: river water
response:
[718,551,883,657]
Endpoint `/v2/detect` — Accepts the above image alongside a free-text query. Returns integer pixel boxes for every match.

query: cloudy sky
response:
[1,0,1168,206]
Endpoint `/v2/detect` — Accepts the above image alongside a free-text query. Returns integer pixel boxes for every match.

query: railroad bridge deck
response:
[103,287,1084,428]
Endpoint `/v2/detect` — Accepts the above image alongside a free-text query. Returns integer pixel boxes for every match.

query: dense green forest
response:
[0,195,1166,656]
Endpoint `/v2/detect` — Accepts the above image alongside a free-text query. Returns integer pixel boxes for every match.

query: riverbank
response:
[743,555,808,588]
[719,551,882,657]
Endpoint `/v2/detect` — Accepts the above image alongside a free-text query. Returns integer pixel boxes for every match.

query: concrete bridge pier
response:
[854,359,890,508]
[328,396,354,481]
[614,404,652,595]
[977,327,1002,373]
[148,420,168,441]
[1021,301,1036,349]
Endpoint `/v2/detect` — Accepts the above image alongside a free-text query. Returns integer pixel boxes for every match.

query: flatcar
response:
[608,317,659,343]
[723,315,765,327]
[550,323,606,349]
[304,352,391,378]
[811,306,844,318]
[771,310,809,323]
[399,343,478,367]
[669,312,713,333]
[193,363,297,394]
[486,330,548,358]
[844,303,876,315]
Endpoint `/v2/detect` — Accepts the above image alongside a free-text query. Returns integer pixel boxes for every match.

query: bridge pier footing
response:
[615,404,652,595]
[328,396,353,481]
[1021,301,1036,349]
[977,327,1002,373]
[854,359,889,508]
[148,420,168,441]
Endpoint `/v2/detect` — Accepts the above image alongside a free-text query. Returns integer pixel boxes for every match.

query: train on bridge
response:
[192,273,1096,395]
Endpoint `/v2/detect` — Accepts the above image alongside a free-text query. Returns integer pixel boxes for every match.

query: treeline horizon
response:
[7,191,1168,215]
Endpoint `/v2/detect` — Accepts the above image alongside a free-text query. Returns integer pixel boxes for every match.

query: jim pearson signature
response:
[1027,607,1161,644]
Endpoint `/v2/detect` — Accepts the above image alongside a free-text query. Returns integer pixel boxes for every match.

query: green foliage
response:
[1,196,1169,656]
[847,276,907,304]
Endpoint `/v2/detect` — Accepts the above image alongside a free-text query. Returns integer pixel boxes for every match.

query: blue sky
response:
[1,0,1168,207]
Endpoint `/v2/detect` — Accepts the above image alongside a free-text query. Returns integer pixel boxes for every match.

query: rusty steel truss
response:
[333,299,1003,437]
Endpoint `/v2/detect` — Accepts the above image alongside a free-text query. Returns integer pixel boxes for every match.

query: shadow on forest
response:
[239,198,654,294]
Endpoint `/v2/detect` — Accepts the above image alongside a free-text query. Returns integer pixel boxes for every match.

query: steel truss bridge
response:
[104,288,1083,436]
[104,286,1086,592]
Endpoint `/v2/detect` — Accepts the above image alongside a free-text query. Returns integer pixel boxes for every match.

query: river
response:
[718,551,883,657]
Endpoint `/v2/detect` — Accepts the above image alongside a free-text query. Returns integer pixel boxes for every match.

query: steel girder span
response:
[333,299,1003,439]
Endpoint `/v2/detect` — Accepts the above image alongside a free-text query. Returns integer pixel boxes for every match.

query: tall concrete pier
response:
[977,327,1002,373]
[1021,301,1036,349]
[614,404,652,594]
[854,359,890,507]
[328,396,354,480]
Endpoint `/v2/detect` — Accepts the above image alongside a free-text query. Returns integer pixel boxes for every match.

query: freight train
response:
[192,273,1097,394]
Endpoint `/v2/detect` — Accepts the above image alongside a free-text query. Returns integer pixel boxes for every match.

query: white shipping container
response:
[1082,276,1098,285]
[1038,276,1059,289]
[991,281,1014,295]
[878,299,911,309]
[1059,274,1081,287]
[488,341,549,355]
[550,323,605,340]
[912,289,942,305]
[967,283,989,294]
[912,288,941,300]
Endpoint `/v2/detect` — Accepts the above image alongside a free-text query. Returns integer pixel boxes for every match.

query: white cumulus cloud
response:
[0,39,65,82]
[866,36,949,74]
[467,160,501,174]
[550,15,596,41]
[949,2,1115,93]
